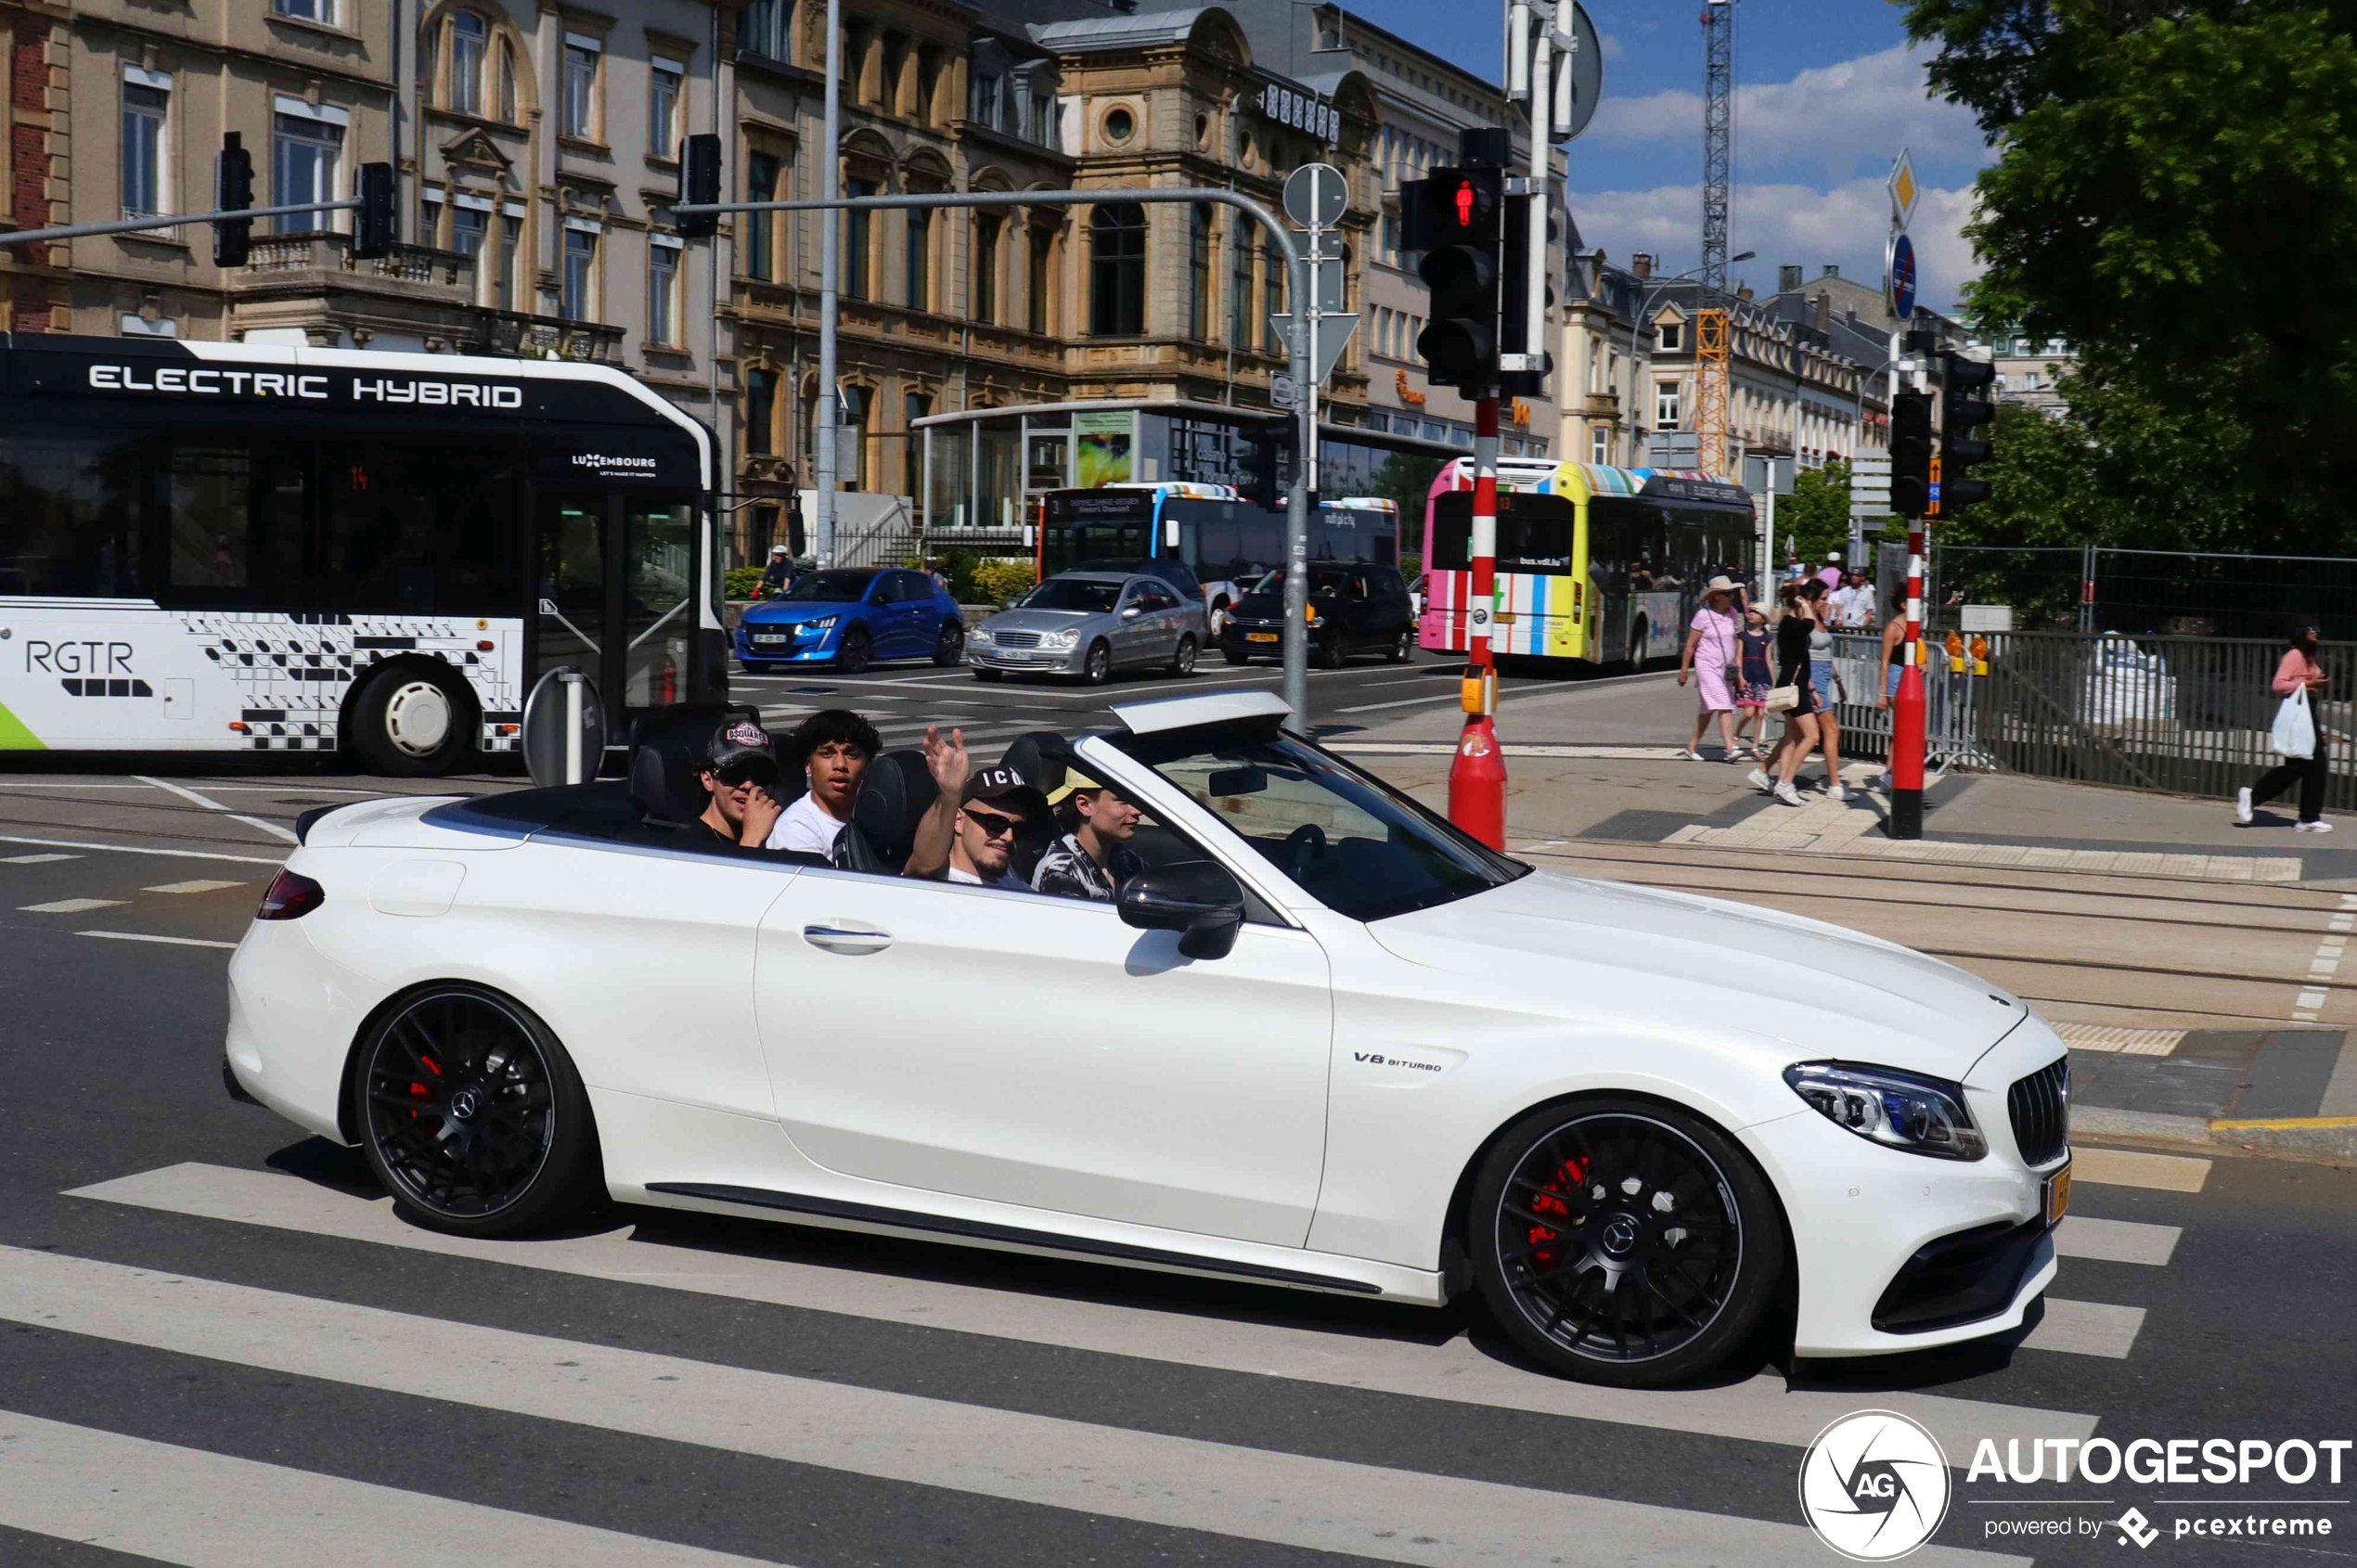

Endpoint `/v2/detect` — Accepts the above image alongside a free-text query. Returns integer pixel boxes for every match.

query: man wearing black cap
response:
[902,725,1045,889]
[696,718,786,848]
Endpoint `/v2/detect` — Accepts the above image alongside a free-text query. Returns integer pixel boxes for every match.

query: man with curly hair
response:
[765,707,882,856]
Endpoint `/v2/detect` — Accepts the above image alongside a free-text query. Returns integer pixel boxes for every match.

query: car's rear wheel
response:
[1167,635,1198,677]
[353,984,599,1238]
[1469,1098,1784,1387]
[1080,640,1113,685]
[348,667,474,778]
[933,620,964,666]
[836,627,873,675]
[1317,631,1347,670]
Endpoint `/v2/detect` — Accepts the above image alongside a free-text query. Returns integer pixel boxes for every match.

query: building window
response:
[649,238,681,345]
[915,48,941,126]
[496,41,518,122]
[745,366,776,456]
[746,152,781,280]
[1262,237,1285,353]
[1088,203,1145,337]
[561,39,599,140]
[905,207,931,311]
[562,226,598,320]
[450,12,486,114]
[272,111,343,234]
[273,0,336,21]
[844,177,876,301]
[495,214,521,311]
[1657,320,1682,352]
[1027,226,1052,334]
[973,212,1000,325]
[1655,380,1681,428]
[970,69,1003,131]
[1188,203,1211,341]
[1591,426,1610,464]
[741,0,791,60]
[122,83,168,222]
[880,34,907,114]
[904,392,931,498]
[1230,218,1253,347]
[450,201,489,262]
[650,58,684,159]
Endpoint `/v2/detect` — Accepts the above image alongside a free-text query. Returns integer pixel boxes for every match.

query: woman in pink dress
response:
[1677,577,1744,761]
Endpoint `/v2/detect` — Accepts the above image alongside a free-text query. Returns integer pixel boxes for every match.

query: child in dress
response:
[1731,607,1774,760]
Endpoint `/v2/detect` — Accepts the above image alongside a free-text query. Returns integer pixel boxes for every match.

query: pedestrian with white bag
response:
[2237,623,2334,832]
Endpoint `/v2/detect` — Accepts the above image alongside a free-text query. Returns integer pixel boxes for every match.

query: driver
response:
[695,719,784,849]
[1031,773,1145,901]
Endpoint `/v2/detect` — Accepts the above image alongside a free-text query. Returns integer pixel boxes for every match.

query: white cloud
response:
[1599,32,1628,60]
[1581,42,1988,184]
[1573,177,1981,315]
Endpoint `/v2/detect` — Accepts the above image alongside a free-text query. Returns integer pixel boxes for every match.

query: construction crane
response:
[1695,0,1733,478]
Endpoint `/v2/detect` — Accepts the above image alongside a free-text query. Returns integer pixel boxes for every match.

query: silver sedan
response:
[969,572,1207,685]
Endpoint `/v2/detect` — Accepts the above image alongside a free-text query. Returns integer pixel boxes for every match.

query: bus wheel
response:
[1628,616,1650,673]
[349,667,473,778]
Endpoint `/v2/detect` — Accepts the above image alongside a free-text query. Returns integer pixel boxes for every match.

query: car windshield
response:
[1109,726,1527,921]
[1024,578,1124,613]
[1250,568,1349,598]
[781,570,880,603]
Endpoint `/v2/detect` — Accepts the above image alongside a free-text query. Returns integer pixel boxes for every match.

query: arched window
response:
[449,11,486,114]
[1088,203,1145,337]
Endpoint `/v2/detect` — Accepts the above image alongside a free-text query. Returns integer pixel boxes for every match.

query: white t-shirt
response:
[1833,585,1874,628]
[766,790,848,855]
[947,864,1029,892]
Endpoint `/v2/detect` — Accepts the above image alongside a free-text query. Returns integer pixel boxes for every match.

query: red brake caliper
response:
[407,1054,442,1118]
[1525,1156,1589,1271]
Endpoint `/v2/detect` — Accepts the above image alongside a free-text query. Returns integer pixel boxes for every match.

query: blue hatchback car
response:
[735,567,964,675]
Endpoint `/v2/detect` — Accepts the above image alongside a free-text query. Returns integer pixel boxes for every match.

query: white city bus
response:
[0,334,723,775]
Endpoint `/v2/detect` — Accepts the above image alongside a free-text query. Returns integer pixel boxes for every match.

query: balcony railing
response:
[238,231,470,290]
[468,308,625,364]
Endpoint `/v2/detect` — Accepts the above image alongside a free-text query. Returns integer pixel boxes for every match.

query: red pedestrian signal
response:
[1454,180,1475,228]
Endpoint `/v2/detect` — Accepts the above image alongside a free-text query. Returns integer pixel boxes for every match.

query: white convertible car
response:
[225,690,2071,1388]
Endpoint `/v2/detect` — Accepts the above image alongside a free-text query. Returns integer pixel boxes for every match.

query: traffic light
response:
[212,133,254,269]
[1413,166,1502,392]
[1498,194,1557,398]
[352,162,396,260]
[1890,392,1934,517]
[676,134,722,238]
[1939,351,1997,512]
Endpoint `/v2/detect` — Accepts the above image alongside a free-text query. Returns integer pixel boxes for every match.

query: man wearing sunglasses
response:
[902,726,1044,890]
[696,719,786,848]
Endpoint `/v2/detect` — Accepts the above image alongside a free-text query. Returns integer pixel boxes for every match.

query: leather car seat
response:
[998,731,1069,882]
[832,748,937,874]
[625,701,762,829]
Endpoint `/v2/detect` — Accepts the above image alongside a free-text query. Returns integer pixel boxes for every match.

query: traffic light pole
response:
[1448,392,1509,848]
[1890,512,1928,839]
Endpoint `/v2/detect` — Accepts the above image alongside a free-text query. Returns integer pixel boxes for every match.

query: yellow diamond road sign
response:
[1889,148,1919,231]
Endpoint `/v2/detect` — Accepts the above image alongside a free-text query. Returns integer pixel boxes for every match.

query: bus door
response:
[532,491,699,723]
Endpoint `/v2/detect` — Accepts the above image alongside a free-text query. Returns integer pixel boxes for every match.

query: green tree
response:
[1901,0,2357,552]
[1777,458,1854,568]
[1369,453,1445,553]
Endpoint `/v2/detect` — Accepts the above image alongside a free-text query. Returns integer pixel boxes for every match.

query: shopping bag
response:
[2273,687,2315,760]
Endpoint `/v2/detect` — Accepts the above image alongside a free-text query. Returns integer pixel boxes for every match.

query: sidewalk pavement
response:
[1326,668,2357,1163]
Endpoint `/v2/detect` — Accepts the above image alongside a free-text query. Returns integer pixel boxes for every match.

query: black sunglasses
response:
[712,762,778,788]
[962,806,1024,839]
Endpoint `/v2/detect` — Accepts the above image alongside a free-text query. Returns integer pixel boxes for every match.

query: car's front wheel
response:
[352,984,600,1238]
[1469,1098,1784,1387]
[1222,645,1250,665]
[836,627,873,675]
[1387,626,1414,663]
[1079,639,1113,685]
[1166,635,1198,677]
[972,666,1004,682]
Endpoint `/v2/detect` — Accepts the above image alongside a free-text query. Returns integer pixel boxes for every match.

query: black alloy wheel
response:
[1081,640,1113,685]
[353,985,599,1237]
[836,627,873,675]
[1167,634,1199,677]
[1317,630,1347,670]
[1387,626,1413,663]
[933,619,965,666]
[1469,1099,1783,1387]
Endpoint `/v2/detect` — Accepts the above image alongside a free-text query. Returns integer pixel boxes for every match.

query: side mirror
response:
[1122,604,1143,618]
[1118,865,1244,960]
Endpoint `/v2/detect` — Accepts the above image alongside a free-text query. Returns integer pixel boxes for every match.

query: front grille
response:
[993,631,1041,649]
[2007,1059,2071,1165]
[1872,1216,2047,1333]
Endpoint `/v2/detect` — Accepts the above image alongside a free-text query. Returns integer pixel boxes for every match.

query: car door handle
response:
[802,924,894,956]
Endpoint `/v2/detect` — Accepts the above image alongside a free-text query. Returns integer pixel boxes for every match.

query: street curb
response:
[2076,1104,2357,1163]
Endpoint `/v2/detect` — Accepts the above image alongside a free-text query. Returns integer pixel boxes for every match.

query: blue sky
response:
[1342,0,1991,312]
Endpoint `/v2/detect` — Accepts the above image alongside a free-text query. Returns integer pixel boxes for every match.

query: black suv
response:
[1218,562,1416,668]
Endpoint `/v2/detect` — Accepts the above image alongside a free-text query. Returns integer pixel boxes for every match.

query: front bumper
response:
[967,642,1086,674]
[738,626,839,662]
[1220,621,1289,658]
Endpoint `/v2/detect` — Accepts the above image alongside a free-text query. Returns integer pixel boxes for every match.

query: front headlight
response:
[970,626,994,645]
[802,615,838,634]
[1784,1061,1987,1161]
[1042,629,1081,650]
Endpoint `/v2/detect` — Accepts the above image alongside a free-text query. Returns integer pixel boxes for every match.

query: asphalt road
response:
[4,658,2356,1565]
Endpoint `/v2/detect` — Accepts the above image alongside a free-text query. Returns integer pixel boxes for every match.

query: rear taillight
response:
[255,868,325,921]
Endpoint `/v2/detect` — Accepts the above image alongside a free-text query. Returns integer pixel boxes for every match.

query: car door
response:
[1113,579,1157,667]
[1136,584,1182,662]
[869,572,915,658]
[751,864,1334,1248]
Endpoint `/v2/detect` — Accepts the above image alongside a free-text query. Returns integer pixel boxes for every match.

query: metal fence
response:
[1913,545,2357,640]
[1828,629,2357,809]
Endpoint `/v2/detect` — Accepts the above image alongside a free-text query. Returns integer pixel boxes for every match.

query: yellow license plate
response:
[2042,1163,2071,1227]
[1245,632,1279,643]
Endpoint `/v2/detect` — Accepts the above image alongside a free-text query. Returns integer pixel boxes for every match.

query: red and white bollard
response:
[1448,394,1508,848]
[1889,518,1928,839]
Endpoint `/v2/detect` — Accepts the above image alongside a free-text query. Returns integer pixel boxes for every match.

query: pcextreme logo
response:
[1798,1410,1952,1562]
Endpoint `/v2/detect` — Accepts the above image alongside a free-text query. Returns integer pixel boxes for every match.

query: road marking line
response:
[69,1163,2100,1460]
[2051,1022,2184,1057]
[2052,1215,2181,1266]
[0,1409,792,1568]
[0,834,282,866]
[0,1243,2024,1568]
[134,776,299,844]
[142,880,249,895]
[2019,1298,2144,1359]
[18,898,124,914]
[2071,1147,2211,1192]
[76,931,239,950]
[1332,742,1688,758]
[2209,1114,2357,1131]
[0,853,80,864]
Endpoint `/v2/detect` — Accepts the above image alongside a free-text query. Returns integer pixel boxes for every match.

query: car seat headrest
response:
[846,748,938,869]
[999,731,1071,801]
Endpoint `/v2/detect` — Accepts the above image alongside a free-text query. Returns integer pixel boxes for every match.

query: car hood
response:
[1370,868,2027,1083]
[985,607,1112,634]
[742,600,860,625]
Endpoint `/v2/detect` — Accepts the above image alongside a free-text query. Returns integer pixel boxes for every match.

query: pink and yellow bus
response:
[1418,458,1757,668]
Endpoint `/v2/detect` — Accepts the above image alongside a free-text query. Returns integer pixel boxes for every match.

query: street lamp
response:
[1622,251,1751,464]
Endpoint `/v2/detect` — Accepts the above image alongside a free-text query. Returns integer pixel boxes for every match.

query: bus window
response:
[1041,490,1154,576]
[0,431,147,598]
[1427,492,1574,572]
